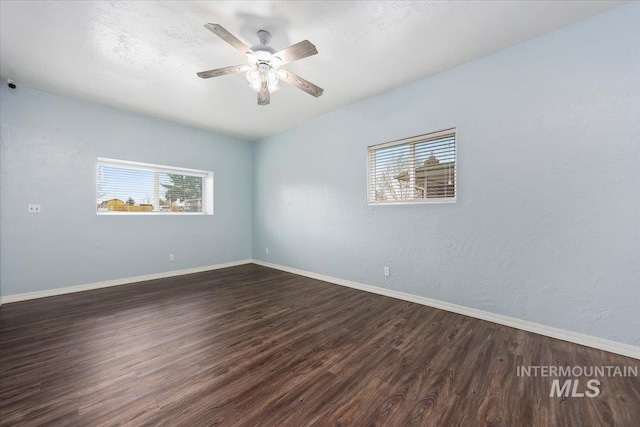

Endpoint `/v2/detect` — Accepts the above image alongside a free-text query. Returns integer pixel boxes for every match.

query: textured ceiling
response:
[0,1,626,141]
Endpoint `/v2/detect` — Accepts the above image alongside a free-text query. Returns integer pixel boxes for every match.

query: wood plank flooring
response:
[1,264,638,426]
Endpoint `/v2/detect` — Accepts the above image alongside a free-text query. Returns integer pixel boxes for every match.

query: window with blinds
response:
[96,158,214,215]
[368,128,456,204]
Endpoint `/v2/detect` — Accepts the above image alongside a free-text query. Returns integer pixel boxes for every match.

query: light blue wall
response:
[0,85,253,296]
[252,4,640,346]
[1,4,638,347]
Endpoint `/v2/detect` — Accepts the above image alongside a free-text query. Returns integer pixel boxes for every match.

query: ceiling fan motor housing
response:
[251,45,276,56]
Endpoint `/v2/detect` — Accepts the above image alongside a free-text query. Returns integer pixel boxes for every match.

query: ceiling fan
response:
[197,24,324,106]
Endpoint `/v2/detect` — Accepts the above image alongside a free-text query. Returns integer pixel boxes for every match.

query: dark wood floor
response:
[0,264,638,426]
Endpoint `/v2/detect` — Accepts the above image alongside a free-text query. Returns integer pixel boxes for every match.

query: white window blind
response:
[368,128,456,204]
[96,158,214,215]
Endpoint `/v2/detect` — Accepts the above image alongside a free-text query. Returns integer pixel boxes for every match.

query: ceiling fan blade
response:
[258,82,270,105]
[204,23,253,55]
[273,40,318,65]
[279,70,324,98]
[197,65,251,79]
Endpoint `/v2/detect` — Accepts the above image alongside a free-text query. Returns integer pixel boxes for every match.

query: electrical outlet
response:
[266,248,269,254]
[169,254,174,262]
[384,267,390,276]
[27,204,42,214]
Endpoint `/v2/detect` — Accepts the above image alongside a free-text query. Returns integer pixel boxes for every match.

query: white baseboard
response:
[0,259,252,304]
[2,258,637,360]
[251,259,640,360]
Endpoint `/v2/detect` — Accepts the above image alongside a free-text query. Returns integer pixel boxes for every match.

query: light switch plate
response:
[28,204,42,214]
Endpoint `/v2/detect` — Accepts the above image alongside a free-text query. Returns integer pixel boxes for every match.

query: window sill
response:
[368,198,456,206]
[96,212,212,216]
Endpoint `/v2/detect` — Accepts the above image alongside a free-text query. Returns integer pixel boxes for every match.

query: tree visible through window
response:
[161,174,204,212]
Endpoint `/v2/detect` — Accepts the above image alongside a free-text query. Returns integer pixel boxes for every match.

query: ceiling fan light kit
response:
[198,24,324,106]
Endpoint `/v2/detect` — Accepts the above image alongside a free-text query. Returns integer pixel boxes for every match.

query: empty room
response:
[0,1,638,425]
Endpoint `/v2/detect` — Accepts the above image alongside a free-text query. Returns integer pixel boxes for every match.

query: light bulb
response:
[267,69,277,84]
[276,69,288,79]
[268,81,279,92]
[245,69,259,83]
[250,79,262,92]
[246,54,258,65]
[270,57,282,69]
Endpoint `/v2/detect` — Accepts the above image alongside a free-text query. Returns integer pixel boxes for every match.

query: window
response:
[96,158,213,215]
[368,128,456,204]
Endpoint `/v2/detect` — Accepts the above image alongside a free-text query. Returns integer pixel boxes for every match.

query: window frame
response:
[367,128,457,206]
[96,157,214,216]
